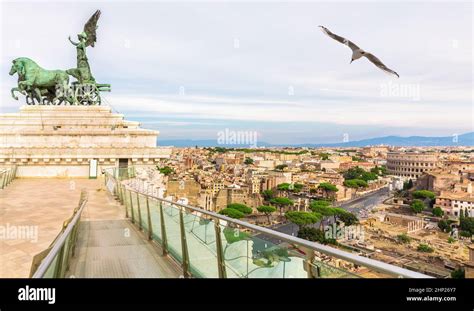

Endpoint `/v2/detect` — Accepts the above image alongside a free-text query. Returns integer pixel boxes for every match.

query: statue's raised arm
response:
[68,36,79,46]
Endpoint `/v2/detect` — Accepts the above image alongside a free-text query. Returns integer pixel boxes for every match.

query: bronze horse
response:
[9,57,69,104]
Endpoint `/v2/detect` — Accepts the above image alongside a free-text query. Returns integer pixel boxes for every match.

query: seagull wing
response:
[318,26,360,51]
[363,52,399,78]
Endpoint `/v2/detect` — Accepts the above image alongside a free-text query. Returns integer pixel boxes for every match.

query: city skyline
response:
[1,1,472,144]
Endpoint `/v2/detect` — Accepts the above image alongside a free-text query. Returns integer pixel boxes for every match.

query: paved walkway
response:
[0,178,180,278]
[0,178,99,278]
[67,185,180,278]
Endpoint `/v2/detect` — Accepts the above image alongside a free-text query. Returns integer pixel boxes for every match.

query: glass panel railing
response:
[148,198,162,243]
[102,167,431,279]
[42,253,60,278]
[130,191,139,225]
[58,237,71,277]
[123,186,132,218]
[161,202,183,263]
[31,190,88,278]
[182,212,219,278]
[219,223,308,278]
[0,166,17,189]
[138,193,149,233]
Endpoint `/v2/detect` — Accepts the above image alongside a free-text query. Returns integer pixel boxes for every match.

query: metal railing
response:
[104,167,431,279]
[0,166,17,189]
[31,190,88,278]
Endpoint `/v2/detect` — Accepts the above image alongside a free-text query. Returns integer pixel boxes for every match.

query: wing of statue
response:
[84,10,101,47]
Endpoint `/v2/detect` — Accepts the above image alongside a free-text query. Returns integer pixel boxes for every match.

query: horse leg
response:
[11,87,21,100]
[32,88,42,105]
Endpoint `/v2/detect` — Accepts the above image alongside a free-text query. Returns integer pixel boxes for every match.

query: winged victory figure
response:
[67,10,102,84]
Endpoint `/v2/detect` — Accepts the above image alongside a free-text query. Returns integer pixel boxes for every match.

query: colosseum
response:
[386,152,439,179]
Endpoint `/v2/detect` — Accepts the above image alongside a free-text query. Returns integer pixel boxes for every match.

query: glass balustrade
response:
[101,168,429,279]
[0,166,17,189]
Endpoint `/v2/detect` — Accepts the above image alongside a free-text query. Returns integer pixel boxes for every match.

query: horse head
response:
[9,58,37,79]
[9,58,25,78]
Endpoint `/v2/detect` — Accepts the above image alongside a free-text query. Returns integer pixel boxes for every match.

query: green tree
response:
[451,268,465,279]
[318,182,339,201]
[297,227,337,245]
[412,190,436,200]
[293,183,304,193]
[270,197,294,216]
[459,215,474,235]
[278,183,304,193]
[219,208,245,219]
[277,183,291,191]
[411,199,425,214]
[157,166,174,176]
[275,164,288,171]
[417,243,434,253]
[261,189,275,201]
[344,179,368,195]
[335,210,359,226]
[244,157,254,165]
[285,211,322,229]
[226,203,252,215]
[438,219,452,233]
[432,206,444,217]
[343,167,378,182]
[257,205,277,224]
[343,167,366,180]
[403,179,414,190]
[309,201,357,228]
[397,233,411,244]
[214,147,227,153]
[319,153,330,160]
[371,166,387,176]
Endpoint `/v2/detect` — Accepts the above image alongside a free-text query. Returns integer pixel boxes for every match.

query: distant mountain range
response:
[159,132,474,148]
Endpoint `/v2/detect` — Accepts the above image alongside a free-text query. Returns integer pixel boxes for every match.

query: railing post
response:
[146,197,153,240]
[122,185,128,218]
[159,202,168,255]
[136,192,142,230]
[214,218,227,278]
[9,168,13,184]
[53,222,67,279]
[302,247,319,278]
[71,221,80,257]
[116,181,121,202]
[129,190,135,223]
[6,169,11,186]
[120,184,124,204]
[1,172,5,189]
[179,207,191,278]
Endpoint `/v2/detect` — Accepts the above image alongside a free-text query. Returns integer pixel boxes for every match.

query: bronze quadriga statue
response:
[9,10,110,106]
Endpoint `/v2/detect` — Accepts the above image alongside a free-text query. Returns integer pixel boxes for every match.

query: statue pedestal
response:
[0,105,171,177]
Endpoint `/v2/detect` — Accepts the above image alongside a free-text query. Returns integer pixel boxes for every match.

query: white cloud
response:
[1,0,472,142]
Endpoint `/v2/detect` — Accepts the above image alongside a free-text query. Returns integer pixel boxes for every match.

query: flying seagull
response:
[318,25,399,78]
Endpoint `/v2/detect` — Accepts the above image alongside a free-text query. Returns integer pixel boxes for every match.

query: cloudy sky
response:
[1,0,472,144]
